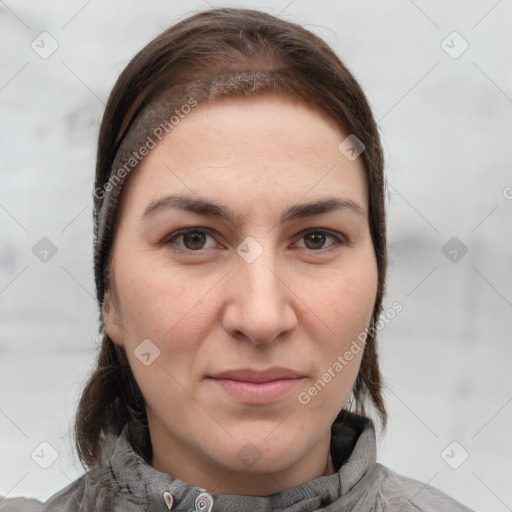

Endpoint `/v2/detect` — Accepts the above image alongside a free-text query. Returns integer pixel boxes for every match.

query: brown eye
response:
[182,231,207,250]
[165,229,218,252]
[296,230,343,251]
[303,232,327,250]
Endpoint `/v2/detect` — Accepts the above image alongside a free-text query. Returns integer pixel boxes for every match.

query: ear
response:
[102,291,125,347]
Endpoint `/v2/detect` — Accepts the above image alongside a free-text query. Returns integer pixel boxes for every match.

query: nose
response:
[222,246,298,345]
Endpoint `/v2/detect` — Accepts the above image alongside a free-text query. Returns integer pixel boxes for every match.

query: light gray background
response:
[1,1,511,510]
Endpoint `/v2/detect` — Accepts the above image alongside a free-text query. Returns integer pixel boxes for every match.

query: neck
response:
[325,452,335,475]
[149,426,335,495]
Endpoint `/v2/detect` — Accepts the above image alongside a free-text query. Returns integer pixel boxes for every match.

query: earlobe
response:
[102,292,124,347]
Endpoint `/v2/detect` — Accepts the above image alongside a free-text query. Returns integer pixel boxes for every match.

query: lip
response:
[208,367,305,404]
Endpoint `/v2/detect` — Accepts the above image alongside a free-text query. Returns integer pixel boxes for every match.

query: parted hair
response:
[76,7,388,470]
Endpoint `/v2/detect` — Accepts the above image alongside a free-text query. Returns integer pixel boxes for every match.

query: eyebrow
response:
[141,194,366,224]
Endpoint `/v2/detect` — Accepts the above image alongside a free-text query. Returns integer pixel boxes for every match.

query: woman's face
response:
[104,94,378,493]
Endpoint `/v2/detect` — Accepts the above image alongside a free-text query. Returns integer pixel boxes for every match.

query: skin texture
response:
[103,94,378,495]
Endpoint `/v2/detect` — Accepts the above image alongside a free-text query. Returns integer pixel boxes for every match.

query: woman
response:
[0,7,474,512]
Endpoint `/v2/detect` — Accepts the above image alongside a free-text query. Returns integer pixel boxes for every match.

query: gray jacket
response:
[0,413,474,511]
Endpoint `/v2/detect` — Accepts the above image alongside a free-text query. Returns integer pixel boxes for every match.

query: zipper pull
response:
[163,491,174,510]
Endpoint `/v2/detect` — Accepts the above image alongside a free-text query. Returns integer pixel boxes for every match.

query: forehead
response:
[118,94,368,215]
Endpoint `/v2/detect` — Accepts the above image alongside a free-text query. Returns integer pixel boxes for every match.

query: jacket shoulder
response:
[0,474,86,512]
[370,463,475,511]
[0,497,44,512]
[24,465,144,512]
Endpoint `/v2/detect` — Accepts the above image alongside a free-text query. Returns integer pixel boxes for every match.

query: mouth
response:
[207,367,305,404]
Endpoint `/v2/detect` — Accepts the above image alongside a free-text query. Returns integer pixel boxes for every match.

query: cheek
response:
[297,268,376,416]
[299,261,376,402]
[321,259,378,342]
[114,256,219,370]
[115,261,209,406]
[116,257,190,330]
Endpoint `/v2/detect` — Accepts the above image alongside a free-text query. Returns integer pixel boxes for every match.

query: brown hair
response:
[76,7,388,470]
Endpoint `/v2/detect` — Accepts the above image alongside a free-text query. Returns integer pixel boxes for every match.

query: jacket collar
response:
[101,412,376,511]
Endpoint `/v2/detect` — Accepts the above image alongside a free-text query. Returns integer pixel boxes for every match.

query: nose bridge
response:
[225,236,297,343]
[239,234,284,297]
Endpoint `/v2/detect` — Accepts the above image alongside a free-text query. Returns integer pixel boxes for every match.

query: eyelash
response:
[163,227,344,254]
